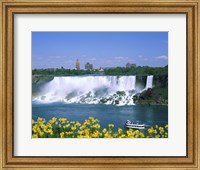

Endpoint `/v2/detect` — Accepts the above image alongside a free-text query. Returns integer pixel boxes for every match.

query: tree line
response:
[104,65,168,75]
[32,65,168,76]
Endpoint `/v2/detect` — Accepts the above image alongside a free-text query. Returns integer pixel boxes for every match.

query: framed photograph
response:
[0,0,199,169]
[31,31,168,140]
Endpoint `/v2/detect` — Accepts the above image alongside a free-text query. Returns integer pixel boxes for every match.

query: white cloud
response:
[90,58,96,61]
[49,55,60,59]
[138,55,143,58]
[155,55,168,60]
[114,56,124,60]
[105,60,113,64]
[36,57,43,60]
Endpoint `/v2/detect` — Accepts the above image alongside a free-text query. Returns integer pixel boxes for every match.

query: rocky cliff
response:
[133,74,168,105]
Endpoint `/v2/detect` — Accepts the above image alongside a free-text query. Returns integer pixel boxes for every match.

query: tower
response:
[75,59,80,70]
[85,62,93,70]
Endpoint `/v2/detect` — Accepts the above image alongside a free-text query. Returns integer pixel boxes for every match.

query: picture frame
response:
[0,0,199,169]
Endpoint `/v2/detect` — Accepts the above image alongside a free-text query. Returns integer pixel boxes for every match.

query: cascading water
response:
[33,76,137,105]
[145,75,153,89]
[33,75,154,105]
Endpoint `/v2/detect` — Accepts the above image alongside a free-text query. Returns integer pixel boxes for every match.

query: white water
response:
[145,75,154,89]
[33,75,153,105]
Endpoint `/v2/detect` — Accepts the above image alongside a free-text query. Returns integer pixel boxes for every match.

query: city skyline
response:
[32,32,168,69]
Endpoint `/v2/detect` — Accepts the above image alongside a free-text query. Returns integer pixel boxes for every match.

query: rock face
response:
[32,75,54,98]
[133,88,168,105]
[133,74,168,105]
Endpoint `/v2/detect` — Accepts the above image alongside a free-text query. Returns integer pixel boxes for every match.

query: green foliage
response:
[32,65,168,76]
[32,68,97,76]
[104,65,168,76]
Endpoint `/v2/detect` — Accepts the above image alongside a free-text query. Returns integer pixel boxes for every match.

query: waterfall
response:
[33,76,137,105]
[145,75,153,89]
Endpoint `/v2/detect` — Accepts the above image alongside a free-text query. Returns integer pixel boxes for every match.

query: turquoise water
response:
[32,103,168,131]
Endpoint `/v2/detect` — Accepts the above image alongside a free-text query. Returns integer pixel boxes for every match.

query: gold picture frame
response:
[0,0,199,169]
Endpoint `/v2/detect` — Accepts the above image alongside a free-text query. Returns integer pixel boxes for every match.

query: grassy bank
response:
[32,117,168,138]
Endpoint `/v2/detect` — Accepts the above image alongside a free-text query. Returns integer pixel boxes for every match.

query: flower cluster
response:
[147,124,168,138]
[32,117,168,138]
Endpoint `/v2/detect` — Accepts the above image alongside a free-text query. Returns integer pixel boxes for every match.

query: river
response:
[32,102,168,131]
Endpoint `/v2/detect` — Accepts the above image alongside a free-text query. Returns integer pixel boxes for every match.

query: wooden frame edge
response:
[0,1,3,170]
[0,0,199,169]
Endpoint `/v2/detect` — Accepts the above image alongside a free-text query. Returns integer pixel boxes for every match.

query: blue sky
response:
[32,32,168,69]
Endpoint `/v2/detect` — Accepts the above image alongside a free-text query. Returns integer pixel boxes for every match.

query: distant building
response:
[85,62,93,70]
[75,59,80,70]
[126,63,136,68]
[98,67,104,72]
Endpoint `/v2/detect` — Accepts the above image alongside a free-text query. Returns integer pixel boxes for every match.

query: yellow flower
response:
[51,117,57,124]
[65,124,71,128]
[32,117,169,138]
[59,118,67,124]
[102,128,107,133]
[135,134,139,138]
[89,117,95,122]
[40,123,45,129]
[60,132,65,138]
[159,127,164,133]
[84,129,90,135]
[65,131,73,135]
[43,126,47,132]
[32,134,38,138]
[108,124,114,128]
[139,132,145,138]
[148,128,154,134]
[104,132,112,138]
[91,130,99,138]
[78,134,90,138]
[75,121,81,127]
[135,130,139,134]
[78,130,84,135]
[47,129,53,135]
[93,124,100,129]
[46,123,52,128]
[32,125,37,133]
[94,119,99,123]
[155,134,160,138]
[37,117,43,122]
[71,126,76,131]
[80,124,86,130]
[39,131,44,137]
[119,134,126,138]
[118,128,123,134]
[127,129,134,138]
